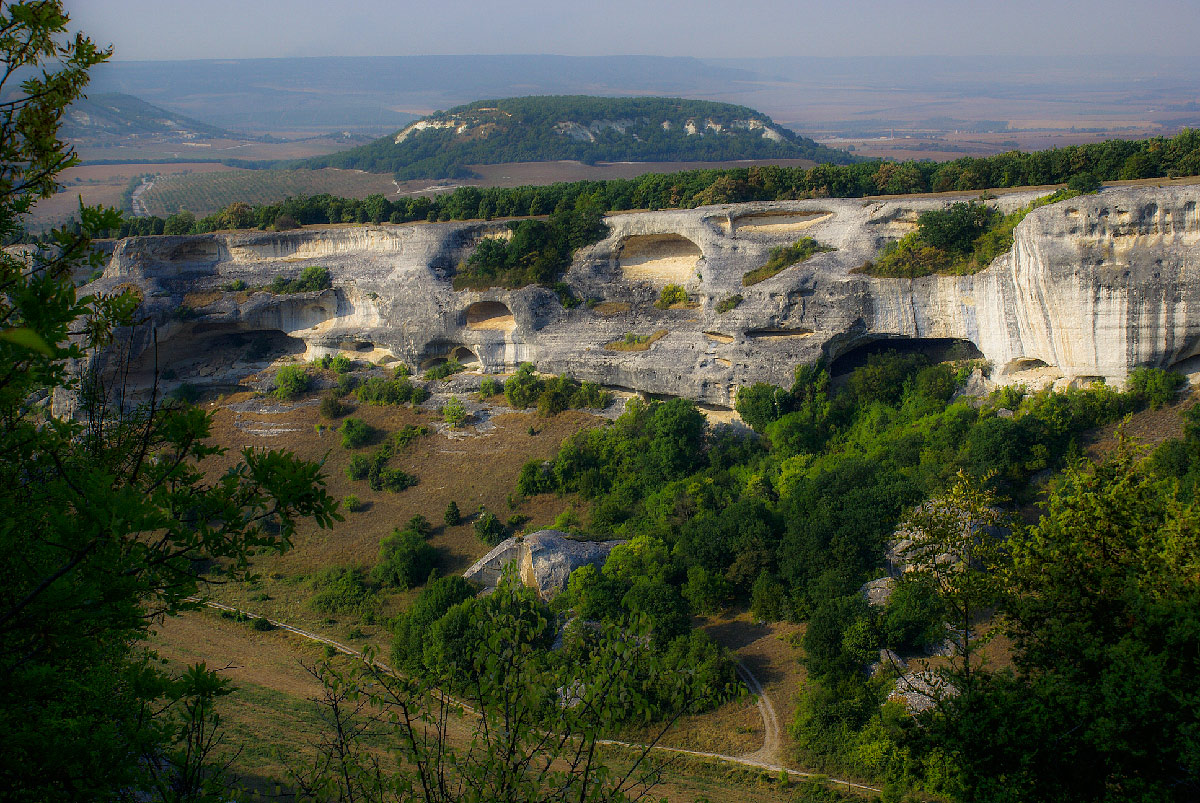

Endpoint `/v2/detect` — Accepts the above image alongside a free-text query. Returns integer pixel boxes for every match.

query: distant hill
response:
[63,93,240,142]
[302,96,856,179]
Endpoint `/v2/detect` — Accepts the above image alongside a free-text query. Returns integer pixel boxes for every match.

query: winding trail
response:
[734,657,782,766]
[191,598,880,795]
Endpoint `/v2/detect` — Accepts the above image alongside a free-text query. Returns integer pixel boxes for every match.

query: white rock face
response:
[94,185,1200,407]
[463,530,623,600]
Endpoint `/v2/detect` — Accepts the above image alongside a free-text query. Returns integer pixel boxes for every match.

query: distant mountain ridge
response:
[302,96,855,179]
[63,92,240,141]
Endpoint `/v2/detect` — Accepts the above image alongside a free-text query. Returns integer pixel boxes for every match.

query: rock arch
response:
[420,342,480,370]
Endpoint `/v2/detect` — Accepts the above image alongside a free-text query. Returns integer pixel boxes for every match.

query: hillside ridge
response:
[302,95,854,179]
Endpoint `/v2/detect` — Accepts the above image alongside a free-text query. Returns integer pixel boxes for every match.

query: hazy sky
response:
[67,0,1200,63]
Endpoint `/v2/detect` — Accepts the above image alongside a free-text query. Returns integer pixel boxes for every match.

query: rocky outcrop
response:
[90,185,1200,406]
[463,530,623,600]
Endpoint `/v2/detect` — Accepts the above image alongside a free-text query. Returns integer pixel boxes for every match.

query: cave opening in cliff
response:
[618,233,702,284]
[131,324,307,387]
[828,337,984,376]
[421,344,480,370]
[451,346,481,367]
[465,301,516,332]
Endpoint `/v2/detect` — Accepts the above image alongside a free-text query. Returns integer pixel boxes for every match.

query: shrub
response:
[319,393,350,419]
[393,363,412,378]
[571,381,611,409]
[715,294,742,314]
[308,567,375,617]
[443,395,467,428]
[444,500,461,526]
[537,375,577,417]
[505,363,544,408]
[222,278,247,292]
[391,424,431,451]
[474,510,506,546]
[553,505,582,532]
[345,454,371,481]
[424,359,465,381]
[654,284,689,309]
[329,353,353,373]
[1126,366,1185,409]
[373,467,416,493]
[250,616,274,632]
[356,376,420,405]
[273,214,300,231]
[270,265,330,294]
[168,382,201,404]
[604,330,667,352]
[881,579,945,651]
[743,238,835,286]
[164,210,196,235]
[342,494,363,513]
[553,281,580,308]
[1067,171,1102,193]
[682,565,732,615]
[372,529,437,590]
[391,576,479,672]
[273,364,310,399]
[406,515,433,537]
[339,417,374,449]
[479,376,502,397]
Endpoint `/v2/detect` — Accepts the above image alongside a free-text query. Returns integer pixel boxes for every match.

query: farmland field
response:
[135,158,823,218]
[139,168,400,216]
[25,162,241,231]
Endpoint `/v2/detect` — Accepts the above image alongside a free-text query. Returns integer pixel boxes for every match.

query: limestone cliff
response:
[93,185,1200,405]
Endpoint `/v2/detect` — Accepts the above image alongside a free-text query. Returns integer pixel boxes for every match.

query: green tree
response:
[0,8,340,799]
[164,209,196,235]
[443,394,467,428]
[984,441,1200,802]
[372,528,437,590]
[297,573,703,803]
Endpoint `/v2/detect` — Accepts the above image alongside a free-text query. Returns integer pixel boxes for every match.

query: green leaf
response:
[0,326,54,355]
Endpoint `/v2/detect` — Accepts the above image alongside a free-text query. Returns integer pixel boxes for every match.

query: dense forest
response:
[298,95,855,178]
[514,355,1199,801]
[99,127,1200,246]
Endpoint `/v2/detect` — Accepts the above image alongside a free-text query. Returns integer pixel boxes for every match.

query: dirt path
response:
[131,176,154,217]
[734,657,782,765]
[191,598,880,795]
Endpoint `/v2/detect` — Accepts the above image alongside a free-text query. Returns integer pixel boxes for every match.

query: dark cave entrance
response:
[828,337,983,377]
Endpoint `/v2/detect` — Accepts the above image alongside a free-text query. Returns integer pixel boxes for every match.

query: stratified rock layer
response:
[95,185,1200,404]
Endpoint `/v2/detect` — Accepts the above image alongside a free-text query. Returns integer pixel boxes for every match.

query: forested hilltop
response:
[300,96,854,179]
